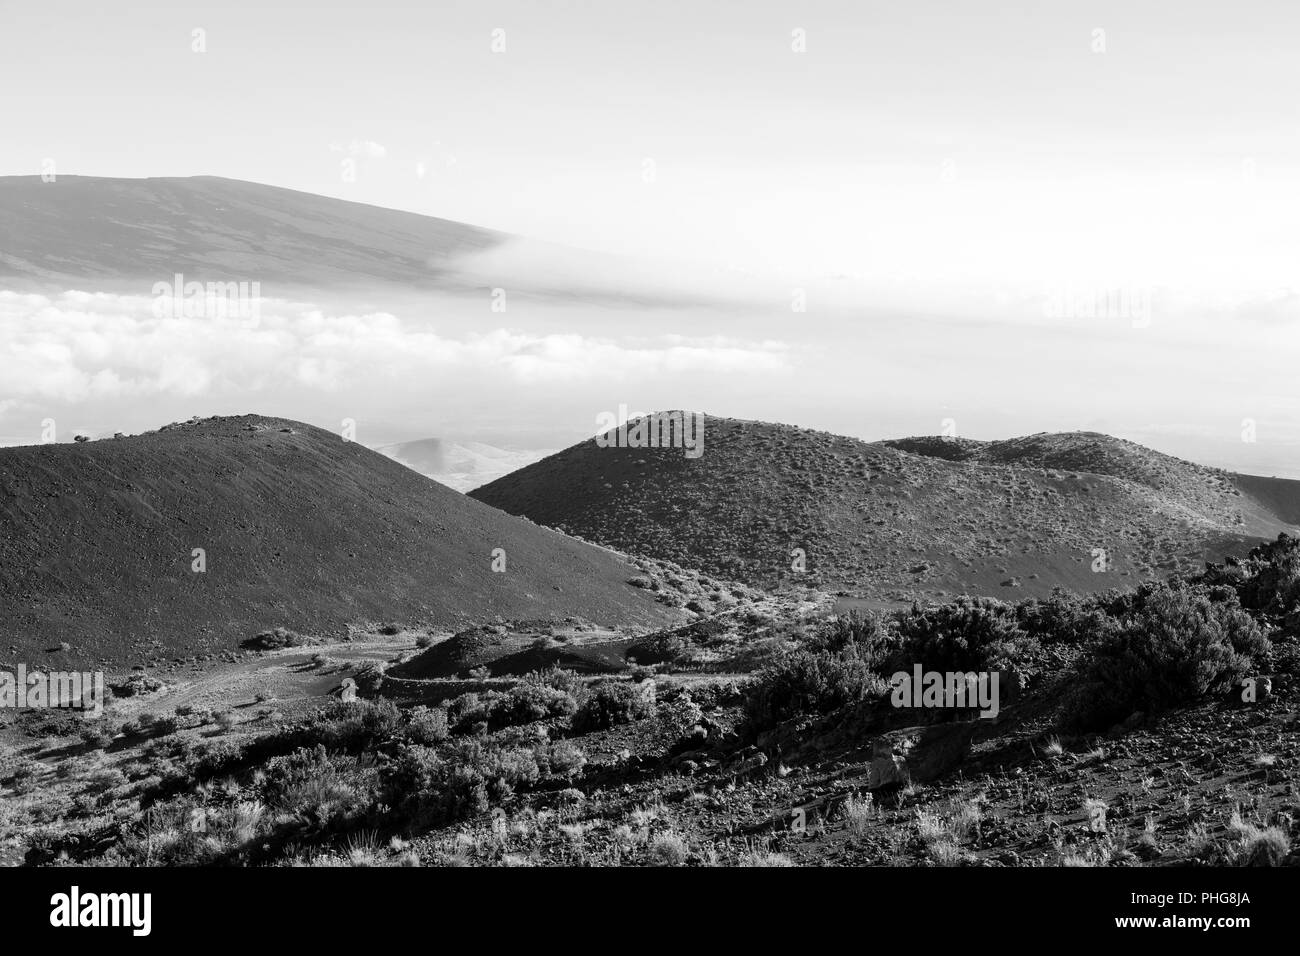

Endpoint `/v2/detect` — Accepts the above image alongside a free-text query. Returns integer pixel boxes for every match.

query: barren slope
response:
[472,416,1299,600]
[0,415,681,663]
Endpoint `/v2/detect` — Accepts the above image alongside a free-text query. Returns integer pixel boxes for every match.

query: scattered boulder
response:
[868,737,909,788]
[865,723,979,788]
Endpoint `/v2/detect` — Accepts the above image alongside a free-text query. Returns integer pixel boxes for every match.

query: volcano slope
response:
[0,175,505,289]
[0,416,684,664]
[472,416,1300,602]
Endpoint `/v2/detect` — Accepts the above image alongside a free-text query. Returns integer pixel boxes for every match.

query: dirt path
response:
[118,638,421,718]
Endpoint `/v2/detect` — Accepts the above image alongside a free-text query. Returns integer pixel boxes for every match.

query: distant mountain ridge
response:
[472,416,1300,602]
[0,175,506,289]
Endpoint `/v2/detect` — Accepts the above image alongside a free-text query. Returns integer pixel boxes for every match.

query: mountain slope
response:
[471,416,1300,601]
[0,175,505,288]
[0,175,737,310]
[0,416,681,662]
[884,432,1284,534]
[1230,472,1300,526]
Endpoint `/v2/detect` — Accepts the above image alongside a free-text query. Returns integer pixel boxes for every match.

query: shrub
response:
[78,723,114,749]
[1272,640,1300,676]
[446,693,495,734]
[1208,534,1300,614]
[262,744,335,801]
[483,746,541,796]
[742,650,886,732]
[381,741,541,829]
[112,673,165,697]
[1060,584,1269,731]
[657,691,704,740]
[490,682,578,730]
[520,666,583,698]
[151,716,181,737]
[293,699,401,752]
[1014,593,1117,646]
[262,745,369,824]
[685,680,743,709]
[404,706,449,746]
[188,739,243,777]
[544,740,587,778]
[573,681,655,732]
[806,611,892,661]
[5,760,41,793]
[242,627,313,650]
[886,597,1037,675]
[83,767,128,795]
[649,831,689,866]
[352,664,386,695]
[627,631,690,666]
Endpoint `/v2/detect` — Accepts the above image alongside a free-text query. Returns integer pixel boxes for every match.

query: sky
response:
[1,0,1298,473]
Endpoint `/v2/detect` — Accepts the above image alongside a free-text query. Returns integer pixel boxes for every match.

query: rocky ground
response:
[3,535,1297,868]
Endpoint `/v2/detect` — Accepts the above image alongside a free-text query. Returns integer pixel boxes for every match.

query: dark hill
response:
[0,416,681,663]
[472,416,1300,602]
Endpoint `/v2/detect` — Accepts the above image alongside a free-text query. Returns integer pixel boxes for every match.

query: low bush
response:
[241,627,314,651]
[290,699,401,752]
[806,611,893,662]
[521,666,583,698]
[573,680,656,732]
[78,723,114,749]
[1203,534,1300,616]
[1014,593,1117,646]
[262,744,372,826]
[742,650,886,732]
[1060,584,1269,731]
[886,597,1038,675]
[403,706,449,746]
[381,740,541,829]
[446,692,495,734]
[543,740,587,778]
[490,683,578,730]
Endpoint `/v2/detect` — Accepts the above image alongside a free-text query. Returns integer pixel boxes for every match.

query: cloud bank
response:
[0,289,793,406]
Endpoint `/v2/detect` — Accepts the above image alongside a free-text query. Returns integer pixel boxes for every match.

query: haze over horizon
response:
[2,0,1297,476]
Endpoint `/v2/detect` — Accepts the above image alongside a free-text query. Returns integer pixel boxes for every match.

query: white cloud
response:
[0,290,793,405]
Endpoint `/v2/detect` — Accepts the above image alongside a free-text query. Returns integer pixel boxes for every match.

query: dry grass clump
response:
[842,793,875,836]
[649,831,689,866]
[915,796,985,866]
